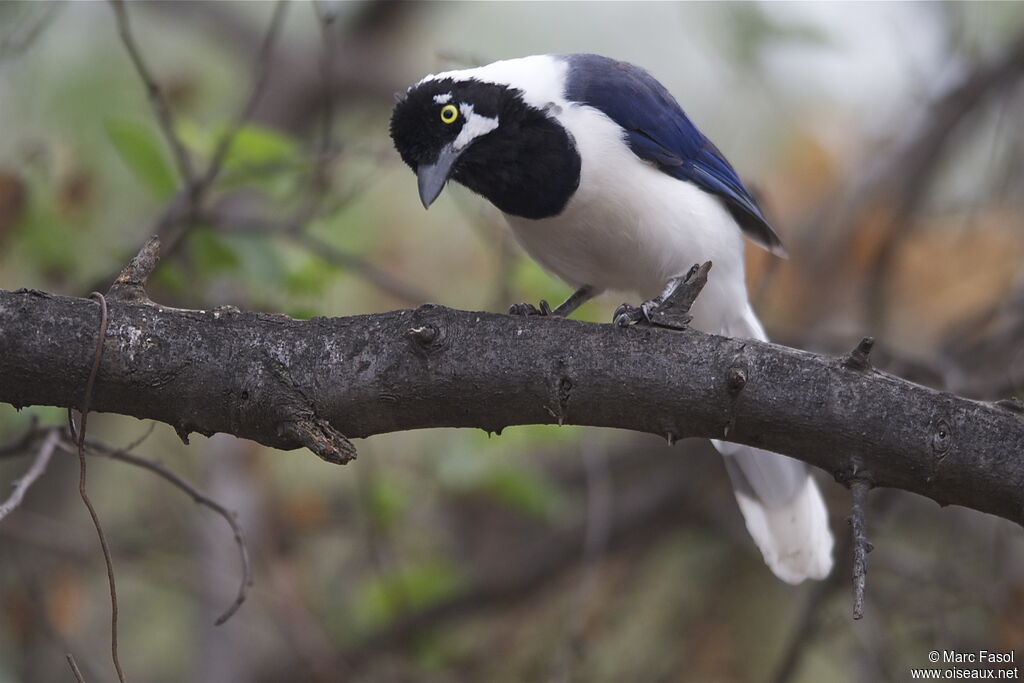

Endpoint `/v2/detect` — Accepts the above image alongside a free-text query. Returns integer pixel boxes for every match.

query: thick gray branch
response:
[1,288,1023,525]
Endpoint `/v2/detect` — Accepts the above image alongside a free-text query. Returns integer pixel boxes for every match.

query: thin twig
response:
[118,422,158,455]
[312,0,339,193]
[97,1,291,293]
[199,0,289,189]
[298,233,435,305]
[109,0,195,187]
[66,653,87,683]
[0,429,59,522]
[206,209,435,305]
[0,415,42,458]
[0,2,64,61]
[849,478,872,620]
[67,437,253,626]
[71,292,126,683]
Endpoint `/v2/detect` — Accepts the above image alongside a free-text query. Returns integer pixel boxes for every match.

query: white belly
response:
[504,104,754,336]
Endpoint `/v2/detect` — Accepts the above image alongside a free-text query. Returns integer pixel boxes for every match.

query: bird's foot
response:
[613,297,690,329]
[613,263,711,330]
[509,300,554,317]
[613,301,655,327]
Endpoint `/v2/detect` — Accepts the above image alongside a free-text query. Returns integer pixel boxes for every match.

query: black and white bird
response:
[390,53,833,583]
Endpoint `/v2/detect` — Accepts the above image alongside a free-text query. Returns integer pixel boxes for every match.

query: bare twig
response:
[198,0,289,189]
[0,415,41,457]
[207,207,436,305]
[0,418,252,626]
[849,479,872,620]
[66,653,87,683]
[0,2,64,61]
[119,422,158,455]
[70,291,126,683]
[97,1,291,293]
[0,429,58,521]
[297,233,434,305]
[63,437,253,626]
[109,0,196,187]
[312,0,339,193]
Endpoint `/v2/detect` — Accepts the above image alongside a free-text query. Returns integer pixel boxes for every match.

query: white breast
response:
[504,104,753,335]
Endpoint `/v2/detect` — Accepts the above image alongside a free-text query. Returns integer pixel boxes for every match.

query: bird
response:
[390,53,833,584]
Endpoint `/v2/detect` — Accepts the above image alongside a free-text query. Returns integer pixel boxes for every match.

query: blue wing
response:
[561,54,786,256]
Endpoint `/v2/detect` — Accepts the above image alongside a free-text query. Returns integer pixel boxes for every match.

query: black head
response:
[389,77,581,220]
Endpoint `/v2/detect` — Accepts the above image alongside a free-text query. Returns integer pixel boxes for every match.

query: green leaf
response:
[482,466,561,519]
[353,559,461,629]
[104,119,177,198]
[151,261,187,295]
[175,119,214,157]
[187,229,240,275]
[283,254,336,296]
[366,477,406,529]
[221,124,297,169]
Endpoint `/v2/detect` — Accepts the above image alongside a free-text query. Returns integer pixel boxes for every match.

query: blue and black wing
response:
[562,53,786,257]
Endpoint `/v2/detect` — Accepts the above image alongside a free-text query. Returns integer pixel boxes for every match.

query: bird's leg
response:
[614,262,711,329]
[509,285,597,318]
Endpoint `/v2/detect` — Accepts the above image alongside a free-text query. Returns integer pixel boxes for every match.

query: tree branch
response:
[1,288,1023,525]
[0,429,58,521]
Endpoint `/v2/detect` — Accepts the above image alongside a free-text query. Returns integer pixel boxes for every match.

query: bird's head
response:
[389,60,581,219]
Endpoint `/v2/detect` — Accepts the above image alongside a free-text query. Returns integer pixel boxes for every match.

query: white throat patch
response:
[452,103,499,150]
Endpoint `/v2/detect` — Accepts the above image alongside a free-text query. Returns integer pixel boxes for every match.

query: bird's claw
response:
[509,300,553,317]
[613,284,693,330]
[613,302,649,327]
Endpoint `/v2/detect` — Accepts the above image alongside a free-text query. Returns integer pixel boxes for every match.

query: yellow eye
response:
[439,104,459,124]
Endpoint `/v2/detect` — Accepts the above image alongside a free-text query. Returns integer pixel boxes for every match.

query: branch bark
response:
[2,288,1023,525]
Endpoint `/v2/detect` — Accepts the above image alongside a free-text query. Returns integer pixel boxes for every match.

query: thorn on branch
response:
[722,361,748,438]
[281,417,357,465]
[109,235,161,303]
[847,478,873,620]
[174,423,192,446]
[726,365,748,395]
[844,336,875,372]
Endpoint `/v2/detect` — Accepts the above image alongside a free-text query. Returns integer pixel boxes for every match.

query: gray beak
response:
[416,144,461,208]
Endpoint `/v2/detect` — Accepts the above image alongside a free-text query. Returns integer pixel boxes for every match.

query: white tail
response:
[715,441,834,583]
[712,305,835,583]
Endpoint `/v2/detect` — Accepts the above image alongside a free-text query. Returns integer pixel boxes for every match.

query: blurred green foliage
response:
[105,118,177,198]
[1,2,1023,682]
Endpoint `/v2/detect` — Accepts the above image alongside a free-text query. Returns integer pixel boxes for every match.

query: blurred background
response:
[1,2,1023,682]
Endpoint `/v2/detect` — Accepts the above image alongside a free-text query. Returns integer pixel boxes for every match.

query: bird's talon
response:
[509,301,548,317]
[641,301,656,324]
[613,303,644,327]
